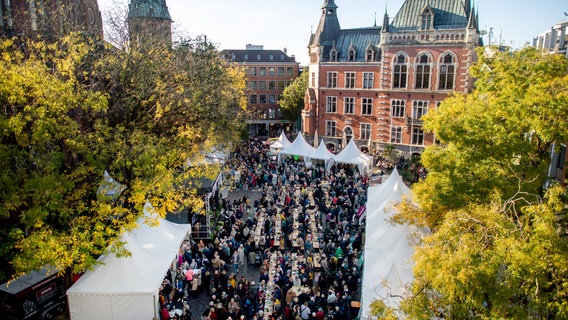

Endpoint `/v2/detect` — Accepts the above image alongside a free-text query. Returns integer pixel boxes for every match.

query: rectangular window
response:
[327,72,338,88]
[412,128,424,145]
[277,81,285,90]
[390,126,402,143]
[259,81,266,90]
[277,67,285,76]
[260,67,266,76]
[344,97,355,114]
[393,65,407,88]
[268,81,276,90]
[360,123,372,140]
[250,95,258,104]
[249,67,257,76]
[244,54,249,60]
[363,72,374,89]
[268,108,276,119]
[326,96,337,113]
[391,100,406,117]
[345,72,356,88]
[268,95,276,104]
[325,121,337,137]
[268,67,276,76]
[249,81,257,90]
[412,101,429,119]
[362,98,373,115]
[287,67,294,77]
[311,72,316,87]
[557,145,566,169]
[260,95,267,104]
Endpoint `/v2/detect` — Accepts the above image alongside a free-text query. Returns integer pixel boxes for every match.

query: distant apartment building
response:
[0,0,103,37]
[534,20,568,185]
[222,45,300,137]
[533,20,568,58]
[303,0,482,154]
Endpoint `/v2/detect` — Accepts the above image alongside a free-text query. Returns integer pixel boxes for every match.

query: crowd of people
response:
[158,136,370,320]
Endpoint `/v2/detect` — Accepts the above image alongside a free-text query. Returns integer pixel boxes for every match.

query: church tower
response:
[308,0,341,63]
[128,0,172,47]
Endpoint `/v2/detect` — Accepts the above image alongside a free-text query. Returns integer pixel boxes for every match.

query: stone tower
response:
[128,0,172,47]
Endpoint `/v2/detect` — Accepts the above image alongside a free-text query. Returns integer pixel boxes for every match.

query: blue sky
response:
[99,0,567,65]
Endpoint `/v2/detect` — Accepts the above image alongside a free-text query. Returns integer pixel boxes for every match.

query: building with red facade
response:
[303,0,482,154]
[223,45,300,137]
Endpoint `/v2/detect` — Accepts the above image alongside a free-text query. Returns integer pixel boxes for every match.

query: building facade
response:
[128,0,172,47]
[533,20,568,58]
[222,45,300,137]
[0,0,103,37]
[533,20,568,185]
[303,0,481,154]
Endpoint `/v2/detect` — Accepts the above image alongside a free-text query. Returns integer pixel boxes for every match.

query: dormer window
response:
[348,48,356,62]
[366,49,373,62]
[421,11,433,29]
[330,49,338,62]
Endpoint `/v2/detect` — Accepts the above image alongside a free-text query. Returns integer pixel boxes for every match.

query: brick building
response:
[303,0,482,154]
[222,45,300,137]
[0,0,102,37]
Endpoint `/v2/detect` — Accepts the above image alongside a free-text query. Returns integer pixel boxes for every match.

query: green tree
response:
[0,32,247,282]
[395,47,568,318]
[279,68,308,122]
[404,47,568,229]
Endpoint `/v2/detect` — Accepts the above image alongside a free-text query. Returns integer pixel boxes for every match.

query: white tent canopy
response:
[360,169,426,317]
[332,139,373,173]
[309,140,335,161]
[67,202,190,320]
[278,132,317,160]
[270,131,292,152]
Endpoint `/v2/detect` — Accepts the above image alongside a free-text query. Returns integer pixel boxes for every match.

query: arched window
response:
[393,54,408,88]
[366,48,374,62]
[348,48,356,61]
[330,49,338,62]
[415,53,431,89]
[439,53,456,90]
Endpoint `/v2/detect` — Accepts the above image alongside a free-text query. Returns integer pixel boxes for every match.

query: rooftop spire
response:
[381,3,389,33]
[310,0,341,46]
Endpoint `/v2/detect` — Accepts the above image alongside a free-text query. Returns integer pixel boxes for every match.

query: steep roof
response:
[221,49,298,63]
[310,0,341,47]
[333,27,381,62]
[128,0,171,21]
[391,0,469,31]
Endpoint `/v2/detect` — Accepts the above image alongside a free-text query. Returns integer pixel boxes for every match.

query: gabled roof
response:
[391,0,468,31]
[334,27,381,62]
[128,0,171,21]
[221,49,298,63]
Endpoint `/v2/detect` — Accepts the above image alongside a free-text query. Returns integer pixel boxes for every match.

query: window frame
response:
[325,120,337,137]
[390,126,403,143]
[439,53,456,90]
[344,97,355,115]
[360,123,372,140]
[345,72,356,89]
[412,127,425,145]
[363,72,374,89]
[361,98,373,116]
[393,54,408,89]
[391,99,406,118]
[412,100,429,119]
[414,53,431,89]
[326,96,338,113]
[327,72,338,88]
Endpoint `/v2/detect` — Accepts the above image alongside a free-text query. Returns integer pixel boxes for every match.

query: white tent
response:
[360,169,426,317]
[67,202,190,320]
[278,132,317,161]
[270,131,292,153]
[332,139,373,173]
[309,140,334,161]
